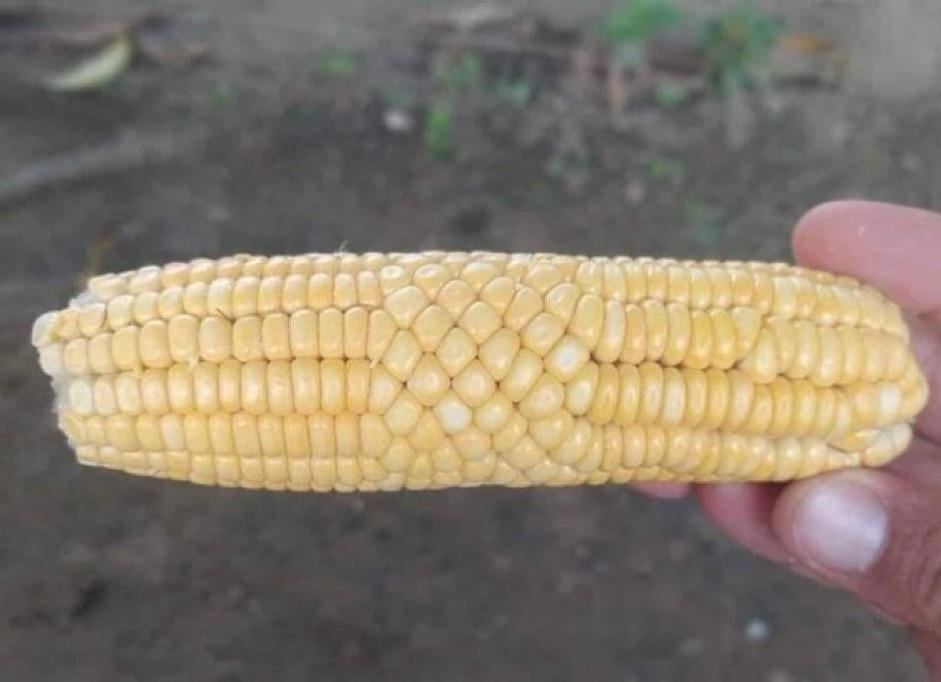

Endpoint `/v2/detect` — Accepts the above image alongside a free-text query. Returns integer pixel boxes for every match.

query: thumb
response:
[773,469,941,634]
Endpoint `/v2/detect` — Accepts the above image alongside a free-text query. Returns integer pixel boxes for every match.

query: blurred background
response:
[3,0,940,679]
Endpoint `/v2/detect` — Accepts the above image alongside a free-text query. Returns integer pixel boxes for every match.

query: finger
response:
[697,483,790,563]
[793,201,941,442]
[772,469,941,634]
[905,315,941,443]
[885,435,941,490]
[793,200,941,316]
[630,482,692,499]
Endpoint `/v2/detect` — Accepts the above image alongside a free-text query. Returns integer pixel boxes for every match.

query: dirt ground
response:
[2,1,941,680]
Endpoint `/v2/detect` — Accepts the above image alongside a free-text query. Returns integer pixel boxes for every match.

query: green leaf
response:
[700,5,782,86]
[494,79,532,107]
[440,54,483,92]
[424,103,453,160]
[603,0,681,45]
[318,50,357,77]
[654,81,688,107]
[649,156,684,183]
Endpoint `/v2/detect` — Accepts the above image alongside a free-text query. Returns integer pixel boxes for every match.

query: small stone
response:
[383,108,414,133]
[624,179,647,205]
[678,637,705,657]
[900,153,921,171]
[207,205,231,223]
[766,669,793,682]
[744,616,772,643]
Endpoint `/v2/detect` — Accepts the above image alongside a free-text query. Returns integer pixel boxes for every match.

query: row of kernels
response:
[71,442,565,490]
[49,308,401,376]
[66,419,910,490]
[565,260,896,332]
[47,261,900,350]
[68,437,888,489]
[64,412,513,482]
[66,358,406,418]
[740,320,912,386]
[564,298,758,369]
[560,361,914,440]
[93,253,846,303]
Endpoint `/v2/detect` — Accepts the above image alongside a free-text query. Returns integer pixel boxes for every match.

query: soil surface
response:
[2,1,940,680]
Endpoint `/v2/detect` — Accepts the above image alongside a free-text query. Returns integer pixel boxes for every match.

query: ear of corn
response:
[32,252,928,492]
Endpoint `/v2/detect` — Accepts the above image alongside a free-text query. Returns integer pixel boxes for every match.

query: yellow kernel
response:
[319,358,346,415]
[384,390,423,435]
[282,274,308,313]
[478,276,516,314]
[318,308,344,359]
[182,282,208,317]
[641,300,668,361]
[139,368,169,414]
[290,357,320,414]
[289,310,318,358]
[140,320,173,368]
[521,312,565,357]
[407,354,451,406]
[258,276,282,314]
[366,309,397,361]
[459,301,502,344]
[218,359,242,412]
[436,279,476,319]
[233,277,260,317]
[168,314,199,365]
[503,286,543,332]
[473,392,513,436]
[343,307,369,359]
[266,360,294,415]
[78,303,107,337]
[519,373,564,420]
[261,313,291,360]
[207,278,234,319]
[198,317,233,363]
[433,391,473,434]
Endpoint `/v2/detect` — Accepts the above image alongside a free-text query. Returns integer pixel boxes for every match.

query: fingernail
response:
[790,477,889,574]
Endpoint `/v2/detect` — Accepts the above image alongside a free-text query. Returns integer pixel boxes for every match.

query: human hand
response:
[641,200,941,672]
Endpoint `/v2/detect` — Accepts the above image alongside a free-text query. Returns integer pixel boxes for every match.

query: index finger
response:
[793,200,941,316]
[793,200,941,443]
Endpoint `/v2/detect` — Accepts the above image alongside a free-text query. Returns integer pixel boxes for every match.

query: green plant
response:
[700,5,782,90]
[602,0,681,45]
[210,83,235,109]
[683,198,725,248]
[424,103,453,159]
[648,156,684,183]
[493,79,532,108]
[440,54,483,92]
[318,50,357,77]
[653,81,689,108]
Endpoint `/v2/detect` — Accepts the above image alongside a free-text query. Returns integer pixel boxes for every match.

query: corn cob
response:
[31,252,928,492]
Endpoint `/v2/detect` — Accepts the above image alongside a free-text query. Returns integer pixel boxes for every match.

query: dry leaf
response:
[606,64,629,114]
[771,31,846,84]
[44,33,134,92]
[778,32,835,55]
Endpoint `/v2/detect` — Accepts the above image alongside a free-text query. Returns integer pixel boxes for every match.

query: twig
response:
[0,130,204,209]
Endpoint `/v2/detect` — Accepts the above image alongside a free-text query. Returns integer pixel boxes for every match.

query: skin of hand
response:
[637,200,941,674]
